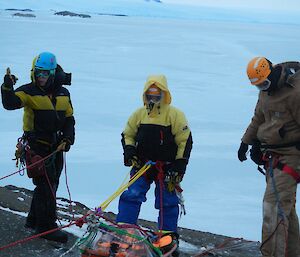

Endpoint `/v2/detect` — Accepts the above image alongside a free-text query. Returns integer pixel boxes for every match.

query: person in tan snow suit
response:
[238,57,300,257]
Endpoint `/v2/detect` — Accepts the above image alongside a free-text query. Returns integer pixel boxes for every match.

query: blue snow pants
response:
[116,174,179,232]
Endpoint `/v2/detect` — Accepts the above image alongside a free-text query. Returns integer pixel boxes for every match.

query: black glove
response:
[165,159,187,183]
[123,145,140,167]
[3,74,17,88]
[238,141,248,162]
[57,138,72,152]
[250,141,264,165]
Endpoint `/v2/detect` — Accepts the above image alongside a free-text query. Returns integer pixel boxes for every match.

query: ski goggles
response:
[256,78,271,91]
[146,94,162,103]
[34,69,55,78]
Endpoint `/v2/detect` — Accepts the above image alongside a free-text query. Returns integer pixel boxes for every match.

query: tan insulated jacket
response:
[242,62,300,156]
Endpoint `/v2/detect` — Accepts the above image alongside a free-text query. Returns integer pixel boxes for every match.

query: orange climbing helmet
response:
[247,57,273,85]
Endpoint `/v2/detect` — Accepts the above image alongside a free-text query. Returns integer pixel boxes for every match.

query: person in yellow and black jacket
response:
[116,75,192,255]
[1,52,75,243]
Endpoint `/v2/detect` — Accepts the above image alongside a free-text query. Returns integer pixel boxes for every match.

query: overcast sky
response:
[1,0,300,11]
[164,0,300,11]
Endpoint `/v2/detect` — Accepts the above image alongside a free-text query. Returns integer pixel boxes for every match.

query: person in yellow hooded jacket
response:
[116,75,192,255]
[1,52,75,244]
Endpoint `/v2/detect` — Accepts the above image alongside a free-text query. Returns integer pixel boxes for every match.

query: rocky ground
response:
[0,185,262,257]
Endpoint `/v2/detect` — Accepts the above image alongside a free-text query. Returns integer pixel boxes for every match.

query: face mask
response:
[256,78,271,91]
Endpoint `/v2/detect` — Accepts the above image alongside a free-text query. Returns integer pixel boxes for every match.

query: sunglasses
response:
[35,69,54,78]
[146,94,162,103]
[256,78,271,91]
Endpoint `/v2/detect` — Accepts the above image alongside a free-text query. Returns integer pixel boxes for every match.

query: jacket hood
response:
[275,62,300,89]
[143,74,172,105]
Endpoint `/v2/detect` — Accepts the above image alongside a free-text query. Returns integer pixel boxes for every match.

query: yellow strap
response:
[36,139,52,146]
[99,163,152,211]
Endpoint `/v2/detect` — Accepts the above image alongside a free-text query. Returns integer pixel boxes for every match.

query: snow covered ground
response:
[0,0,300,241]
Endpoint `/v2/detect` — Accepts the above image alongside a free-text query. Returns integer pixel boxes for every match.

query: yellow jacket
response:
[122,75,192,162]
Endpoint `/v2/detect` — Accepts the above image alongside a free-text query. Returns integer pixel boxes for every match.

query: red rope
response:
[0,170,23,180]
[100,214,153,235]
[156,161,165,238]
[0,150,59,181]
[284,221,288,257]
[0,219,78,251]
[0,214,88,252]
[0,149,80,252]
[43,166,64,227]
[40,151,74,228]
[260,219,289,257]
[193,237,247,257]
[63,152,75,222]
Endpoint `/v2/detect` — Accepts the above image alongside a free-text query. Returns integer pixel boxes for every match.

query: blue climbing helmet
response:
[34,52,57,78]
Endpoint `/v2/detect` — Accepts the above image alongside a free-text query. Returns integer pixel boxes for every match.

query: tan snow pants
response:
[261,155,300,257]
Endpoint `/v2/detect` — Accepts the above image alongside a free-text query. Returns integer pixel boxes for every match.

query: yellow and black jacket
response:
[122,75,192,164]
[1,72,75,147]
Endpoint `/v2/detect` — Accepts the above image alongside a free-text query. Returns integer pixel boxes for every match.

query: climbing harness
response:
[0,148,58,181]
[13,136,27,168]
[25,149,46,178]
[262,152,300,183]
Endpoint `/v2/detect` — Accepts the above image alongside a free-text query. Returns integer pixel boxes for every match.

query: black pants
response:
[26,145,63,231]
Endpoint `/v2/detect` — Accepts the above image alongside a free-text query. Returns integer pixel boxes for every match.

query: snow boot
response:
[153,232,179,256]
[24,215,36,230]
[36,228,68,243]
